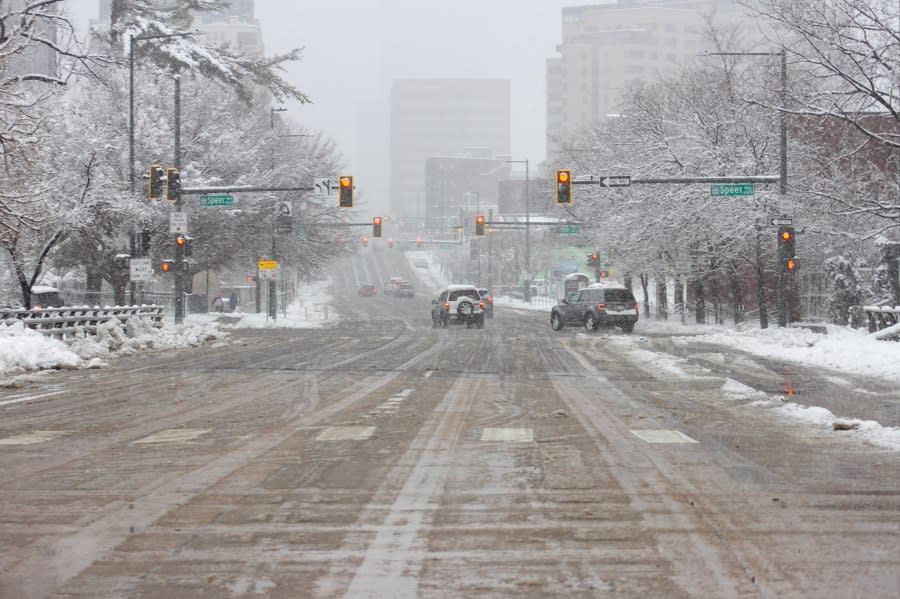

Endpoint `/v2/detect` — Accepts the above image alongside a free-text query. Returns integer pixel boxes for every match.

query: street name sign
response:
[710,183,754,197]
[555,225,580,235]
[772,217,793,226]
[599,176,631,188]
[199,194,234,206]
[169,212,188,234]
[129,258,152,282]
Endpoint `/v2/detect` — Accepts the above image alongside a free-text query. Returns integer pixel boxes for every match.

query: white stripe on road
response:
[0,430,69,445]
[316,426,376,441]
[0,390,65,408]
[630,429,698,444]
[133,429,212,444]
[481,427,534,442]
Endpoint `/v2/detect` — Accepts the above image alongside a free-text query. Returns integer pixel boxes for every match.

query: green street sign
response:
[555,225,580,235]
[439,243,454,250]
[199,194,234,206]
[710,183,754,197]
[295,226,307,238]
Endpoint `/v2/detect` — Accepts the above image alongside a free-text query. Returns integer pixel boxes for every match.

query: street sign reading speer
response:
[710,183,755,197]
[199,194,234,206]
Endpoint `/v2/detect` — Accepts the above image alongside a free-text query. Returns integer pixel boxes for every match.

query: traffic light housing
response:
[587,252,600,267]
[140,229,151,254]
[338,175,354,208]
[165,168,180,203]
[778,226,796,272]
[160,259,175,273]
[556,169,572,204]
[175,234,192,258]
[372,216,382,238]
[148,164,164,200]
[475,215,485,236]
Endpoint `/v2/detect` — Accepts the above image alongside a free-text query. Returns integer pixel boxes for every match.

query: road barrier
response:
[0,305,165,340]
[858,305,900,339]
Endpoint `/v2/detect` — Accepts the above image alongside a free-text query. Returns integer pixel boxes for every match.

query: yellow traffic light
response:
[373,216,382,237]
[475,215,485,236]
[338,176,354,208]
[556,169,572,204]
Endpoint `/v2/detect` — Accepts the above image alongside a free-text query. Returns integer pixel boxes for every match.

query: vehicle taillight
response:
[597,303,606,312]
[443,302,450,311]
[633,303,639,311]
[479,302,485,309]
[486,296,493,304]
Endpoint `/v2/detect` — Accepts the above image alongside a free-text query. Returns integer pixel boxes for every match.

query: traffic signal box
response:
[338,176,354,208]
[160,259,175,273]
[586,252,600,267]
[778,227,796,272]
[475,215,485,236]
[556,169,572,204]
[166,168,180,203]
[373,216,382,238]
[148,164,164,200]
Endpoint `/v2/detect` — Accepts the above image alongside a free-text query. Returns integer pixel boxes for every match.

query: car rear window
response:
[449,289,479,301]
[605,289,635,303]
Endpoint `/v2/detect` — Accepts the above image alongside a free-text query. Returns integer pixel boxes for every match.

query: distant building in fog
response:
[546,0,749,158]
[97,0,263,55]
[390,79,511,221]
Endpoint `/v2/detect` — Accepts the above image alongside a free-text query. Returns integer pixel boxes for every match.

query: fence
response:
[850,305,900,339]
[0,305,165,340]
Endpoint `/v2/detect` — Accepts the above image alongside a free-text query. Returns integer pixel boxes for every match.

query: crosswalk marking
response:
[630,429,698,444]
[0,430,69,445]
[133,429,212,444]
[481,428,534,442]
[317,426,376,441]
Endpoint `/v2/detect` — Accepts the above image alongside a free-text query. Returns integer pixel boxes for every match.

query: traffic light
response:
[416,238,423,248]
[165,168,180,203]
[778,226,796,272]
[599,270,608,278]
[388,238,394,248]
[362,236,368,246]
[160,259,175,273]
[338,175,354,208]
[587,252,600,267]
[372,216,382,237]
[556,169,572,204]
[475,215,485,236]
[175,234,192,258]
[140,229,151,253]
[148,164,164,200]
[470,238,478,261]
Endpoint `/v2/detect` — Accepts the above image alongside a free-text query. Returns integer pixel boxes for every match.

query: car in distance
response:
[358,284,377,297]
[413,258,429,268]
[550,285,638,333]
[383,276,405,296]
[431,284,485,329]
[395,282,415,299]
[477,288,494,318]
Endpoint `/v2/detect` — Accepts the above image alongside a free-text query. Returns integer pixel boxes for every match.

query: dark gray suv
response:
[550,285,638,333]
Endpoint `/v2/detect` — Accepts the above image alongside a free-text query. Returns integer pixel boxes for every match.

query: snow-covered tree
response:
[823,255,863,324]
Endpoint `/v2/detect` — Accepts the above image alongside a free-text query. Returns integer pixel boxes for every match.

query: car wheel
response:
[551,312,564,331]
[476,316,484,329]
[441,314,449,328]
[458,301,473,316]
[620,322,635,333]
[584,314,597,332]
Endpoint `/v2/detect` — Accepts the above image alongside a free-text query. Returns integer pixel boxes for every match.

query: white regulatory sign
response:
[314,177,332,199]
[129,257,152,282]
[169,211,188,234]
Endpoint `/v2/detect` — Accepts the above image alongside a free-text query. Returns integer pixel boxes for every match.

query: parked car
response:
[431,284,485,329]
[30,285,65,309]
[358,284,377,297]
[477,288,494,318]
[550,285,638,333]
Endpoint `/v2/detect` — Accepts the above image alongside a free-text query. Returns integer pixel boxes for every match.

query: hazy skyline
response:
[66,0,580,214]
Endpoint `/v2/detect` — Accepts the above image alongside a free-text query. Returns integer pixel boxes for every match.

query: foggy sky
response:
[66,0,580,214]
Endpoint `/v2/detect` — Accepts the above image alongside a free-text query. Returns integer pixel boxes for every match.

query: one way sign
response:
[599,176,631,187]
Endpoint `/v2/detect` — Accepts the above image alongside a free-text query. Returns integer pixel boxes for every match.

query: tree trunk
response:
[656,272,668,320]
[674,275,684,324]
[710,276,722,325]
[755,222,769,329]
[728,260,745,324]
[640,273,650,318]
[694,279,705,324]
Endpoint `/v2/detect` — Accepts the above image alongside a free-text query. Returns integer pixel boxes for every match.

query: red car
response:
[358,284,377,297]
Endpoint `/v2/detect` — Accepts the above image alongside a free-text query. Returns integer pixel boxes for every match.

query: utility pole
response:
[173,74,185,325]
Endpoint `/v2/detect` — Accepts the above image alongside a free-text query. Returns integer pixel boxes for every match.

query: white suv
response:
[431,284,486,328]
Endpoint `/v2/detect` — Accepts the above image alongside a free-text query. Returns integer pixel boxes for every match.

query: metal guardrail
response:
[859,305,900,339]
[0,305,165,340]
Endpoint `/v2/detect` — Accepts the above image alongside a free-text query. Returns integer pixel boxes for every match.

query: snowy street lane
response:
[0,251,898,598]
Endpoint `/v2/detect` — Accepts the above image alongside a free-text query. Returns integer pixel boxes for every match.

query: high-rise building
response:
[97,0,263,55]
[390,79,511,220]
[546,0,747,157]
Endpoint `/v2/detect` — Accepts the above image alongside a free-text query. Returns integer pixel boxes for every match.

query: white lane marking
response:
[481,427,534,443]
[316,426,376,441]
[631,429,698,444]
[0,390,66,408]
[133,429,212,444]
[396,388,413,397]
[424,370,434,378]
[0,430,69,445]
[385,398,406,404]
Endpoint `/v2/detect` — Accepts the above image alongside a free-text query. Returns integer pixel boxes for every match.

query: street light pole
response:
[128,31,195,193]
[506,159,531,302]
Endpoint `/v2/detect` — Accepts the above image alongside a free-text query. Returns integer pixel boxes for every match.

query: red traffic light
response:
[780,230,793,241]
[176,235,186,246]
[373,216,382,225]
[160,260,174,273]
[786,258,797,271]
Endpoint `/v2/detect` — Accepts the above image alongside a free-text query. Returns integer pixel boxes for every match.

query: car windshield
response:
[449,289,479,301]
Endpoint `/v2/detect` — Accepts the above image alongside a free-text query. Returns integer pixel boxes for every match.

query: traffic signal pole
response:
[173,74,185,325]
